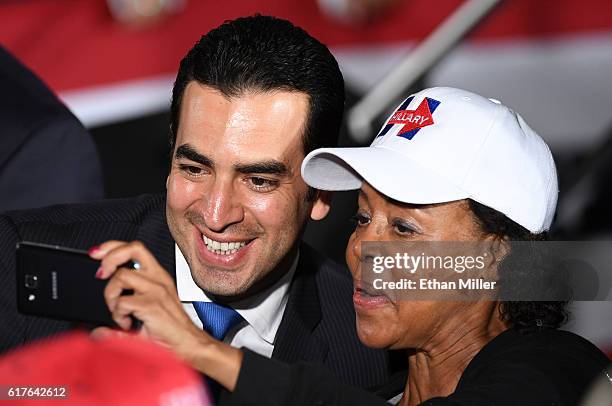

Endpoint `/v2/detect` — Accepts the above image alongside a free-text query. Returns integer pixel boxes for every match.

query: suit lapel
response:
[135,196,176,280]
[271,244,328,364]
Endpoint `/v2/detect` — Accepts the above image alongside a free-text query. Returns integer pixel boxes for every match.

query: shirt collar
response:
[175,244,298,345]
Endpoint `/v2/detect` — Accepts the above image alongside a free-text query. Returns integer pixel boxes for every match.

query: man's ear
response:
[310,190,332,221]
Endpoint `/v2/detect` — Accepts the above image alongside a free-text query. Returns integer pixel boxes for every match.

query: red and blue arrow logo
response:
[377,97,441,140]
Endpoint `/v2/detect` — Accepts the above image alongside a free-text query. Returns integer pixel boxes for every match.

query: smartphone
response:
[16,241,137,328]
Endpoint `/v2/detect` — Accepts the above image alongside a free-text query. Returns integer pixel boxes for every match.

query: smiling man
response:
[166,86,320,299]
[0,15,396,400]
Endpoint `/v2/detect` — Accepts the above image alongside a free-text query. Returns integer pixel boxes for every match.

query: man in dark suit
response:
[0,45,103,212]
[0,15,397,400]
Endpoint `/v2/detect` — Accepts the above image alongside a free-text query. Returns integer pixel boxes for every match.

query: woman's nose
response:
[350,222,387,269]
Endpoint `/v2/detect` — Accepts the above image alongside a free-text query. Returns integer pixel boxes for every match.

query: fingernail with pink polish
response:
[88,246,100,255]
[95,267,104,279]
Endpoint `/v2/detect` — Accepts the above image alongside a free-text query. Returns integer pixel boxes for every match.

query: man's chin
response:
[191,266,255,299]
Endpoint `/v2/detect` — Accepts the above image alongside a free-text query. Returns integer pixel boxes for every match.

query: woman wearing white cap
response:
[291,87,609,405]
[216,87,607,405]
[100,87,610,405]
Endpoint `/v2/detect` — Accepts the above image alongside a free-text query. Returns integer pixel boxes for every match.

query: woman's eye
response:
[351,212,371,226]
[393,221,416,235]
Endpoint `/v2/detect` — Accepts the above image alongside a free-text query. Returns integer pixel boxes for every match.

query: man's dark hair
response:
[170,15,345,156]
[469,199,569,333]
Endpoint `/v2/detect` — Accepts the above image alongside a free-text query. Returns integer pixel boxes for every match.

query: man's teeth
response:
[202,235,247,255]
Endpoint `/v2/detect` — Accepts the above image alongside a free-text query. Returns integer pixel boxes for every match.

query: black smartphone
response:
[16,241,137,328]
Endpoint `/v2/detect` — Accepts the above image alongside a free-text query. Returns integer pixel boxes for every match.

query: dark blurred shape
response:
[0,46,104,212]
[563,258,601,301]
[91,111,170,199]
[0,331,211,405]
[579,364,612,406]
[575,122,612,236]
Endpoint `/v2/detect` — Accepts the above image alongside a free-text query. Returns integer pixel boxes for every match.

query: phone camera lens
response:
[25,274,38,289]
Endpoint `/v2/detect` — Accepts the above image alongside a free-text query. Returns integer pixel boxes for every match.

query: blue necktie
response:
[193,301,243,402]
[193,301,243,340]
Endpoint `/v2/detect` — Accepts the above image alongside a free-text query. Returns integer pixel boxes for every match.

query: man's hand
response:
[88,240,243,391]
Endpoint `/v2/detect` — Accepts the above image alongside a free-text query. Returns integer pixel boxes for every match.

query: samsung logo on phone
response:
[51,271,58,300]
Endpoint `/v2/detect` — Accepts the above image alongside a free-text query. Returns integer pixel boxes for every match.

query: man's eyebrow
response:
[234,160,288,175]
[174,144,213,167]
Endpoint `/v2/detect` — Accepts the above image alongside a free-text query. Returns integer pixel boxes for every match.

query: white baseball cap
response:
[301,87,558,233]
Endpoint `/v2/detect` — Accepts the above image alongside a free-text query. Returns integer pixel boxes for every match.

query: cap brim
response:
[301,146,469,204]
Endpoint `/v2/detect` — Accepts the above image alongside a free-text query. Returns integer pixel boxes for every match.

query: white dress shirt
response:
[175,244,297,358]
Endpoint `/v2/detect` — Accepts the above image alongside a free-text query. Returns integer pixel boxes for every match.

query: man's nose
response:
[202,178,244,232]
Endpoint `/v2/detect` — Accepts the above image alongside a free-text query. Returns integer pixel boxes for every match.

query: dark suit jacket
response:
[0,45,103,212]
[0,194,398,392]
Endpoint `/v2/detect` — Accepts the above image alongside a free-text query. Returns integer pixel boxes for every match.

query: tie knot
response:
[193,301,243,340]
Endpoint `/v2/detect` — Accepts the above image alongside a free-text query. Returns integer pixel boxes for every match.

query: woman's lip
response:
[353,289,391,309]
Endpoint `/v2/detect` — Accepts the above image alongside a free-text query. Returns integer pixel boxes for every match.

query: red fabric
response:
[0,331,210,405]
[0,0,611,92]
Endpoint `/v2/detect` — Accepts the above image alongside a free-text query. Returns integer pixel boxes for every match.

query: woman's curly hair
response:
[468,200,569,332]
